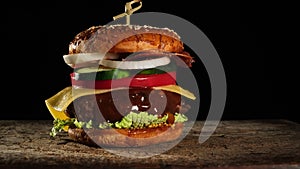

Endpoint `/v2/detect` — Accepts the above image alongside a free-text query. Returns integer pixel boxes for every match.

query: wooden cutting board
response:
[0,119,299,169]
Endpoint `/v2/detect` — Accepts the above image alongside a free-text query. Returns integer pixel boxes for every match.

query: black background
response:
[2,1,295,122]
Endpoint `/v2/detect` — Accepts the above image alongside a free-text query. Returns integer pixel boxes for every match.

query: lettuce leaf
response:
[50,112,188,137]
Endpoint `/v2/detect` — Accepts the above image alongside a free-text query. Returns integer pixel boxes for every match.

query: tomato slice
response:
[71,72,176,89]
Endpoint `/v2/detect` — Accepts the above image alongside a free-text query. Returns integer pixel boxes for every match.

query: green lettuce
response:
[114,112,169,129]
[50,112,188,137]
[50,118,75,137]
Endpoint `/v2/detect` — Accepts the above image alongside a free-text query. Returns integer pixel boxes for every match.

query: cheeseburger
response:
[45,24,196,147]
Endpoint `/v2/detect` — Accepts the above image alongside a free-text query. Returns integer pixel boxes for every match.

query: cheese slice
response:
[45,85,196,121]
[153,85,196,100]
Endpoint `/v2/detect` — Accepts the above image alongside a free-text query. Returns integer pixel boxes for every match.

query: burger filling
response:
[50,87,191,137]
[69,50,192,89]
[46,85,195,137]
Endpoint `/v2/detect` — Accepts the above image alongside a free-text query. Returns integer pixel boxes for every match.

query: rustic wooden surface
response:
[0,119,299,169]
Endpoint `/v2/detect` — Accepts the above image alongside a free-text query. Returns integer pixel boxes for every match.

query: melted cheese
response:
[153,85,196,100]
[45,85,196,121]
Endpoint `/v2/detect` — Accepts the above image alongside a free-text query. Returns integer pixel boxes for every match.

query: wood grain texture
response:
[0,119,299,169]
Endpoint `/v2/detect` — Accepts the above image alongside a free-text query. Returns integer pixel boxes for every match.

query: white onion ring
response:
[99,56,171,70]
[63,53,119,67]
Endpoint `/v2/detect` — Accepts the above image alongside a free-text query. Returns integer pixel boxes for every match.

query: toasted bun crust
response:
[68,123,183,147]
[69,24,184,54]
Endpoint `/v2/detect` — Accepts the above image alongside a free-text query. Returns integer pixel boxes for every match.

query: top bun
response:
[69,24,184,54]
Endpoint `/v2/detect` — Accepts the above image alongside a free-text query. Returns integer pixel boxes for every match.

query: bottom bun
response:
[68,123,184,147]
